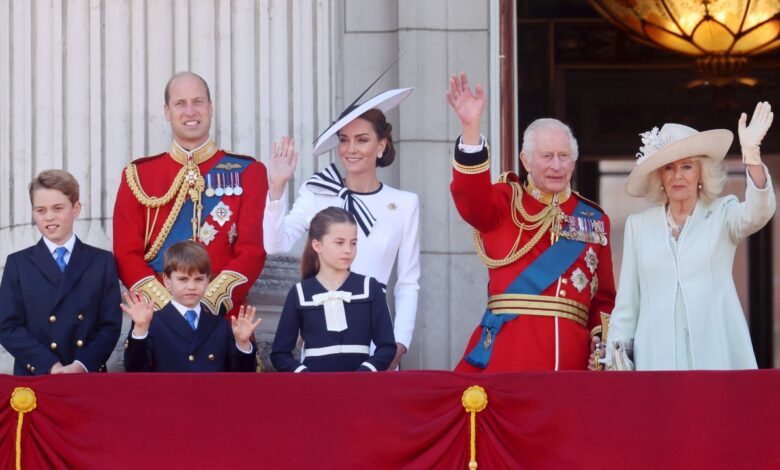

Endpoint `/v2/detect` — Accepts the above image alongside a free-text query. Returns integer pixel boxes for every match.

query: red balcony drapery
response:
[2,370,779,469]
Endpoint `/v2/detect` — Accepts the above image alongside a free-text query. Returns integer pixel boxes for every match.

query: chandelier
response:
[589,1,780,85]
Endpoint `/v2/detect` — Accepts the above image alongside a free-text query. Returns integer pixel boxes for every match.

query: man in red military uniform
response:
[114,72,267,317]
[447,73,615,372]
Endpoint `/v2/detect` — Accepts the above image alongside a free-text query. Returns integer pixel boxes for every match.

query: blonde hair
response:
[645,156,727,205]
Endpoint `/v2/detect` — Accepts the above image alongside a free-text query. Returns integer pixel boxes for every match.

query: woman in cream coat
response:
[605,102,775,370]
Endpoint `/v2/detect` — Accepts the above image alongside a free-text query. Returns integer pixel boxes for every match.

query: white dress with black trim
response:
[270,272,397,372]
[263,164,420,351]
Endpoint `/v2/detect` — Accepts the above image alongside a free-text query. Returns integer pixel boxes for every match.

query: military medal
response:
[215,173,225,197]
[205,174,216,198]
[233,173,243,196]
[225,172,234,196]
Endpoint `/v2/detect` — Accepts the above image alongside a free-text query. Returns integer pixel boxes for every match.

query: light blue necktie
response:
[54,247,68,272]
[185,310,197,331]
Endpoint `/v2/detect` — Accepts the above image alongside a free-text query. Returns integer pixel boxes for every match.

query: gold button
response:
[560,290,567,297]
[188,355,195,362]
[76,340,84,347]
[561,278,568,285]
[26,364,31,370]
[50,342,58,350]
[208,354,215,361]
[30,366,36,373]
[49,315,56,323]
[78,314,85,321]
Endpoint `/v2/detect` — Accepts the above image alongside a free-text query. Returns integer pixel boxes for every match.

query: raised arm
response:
[726,101,776,242]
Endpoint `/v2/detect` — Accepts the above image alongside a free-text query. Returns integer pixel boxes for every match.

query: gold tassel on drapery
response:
[10,387,37,470]
[461,385,488,470]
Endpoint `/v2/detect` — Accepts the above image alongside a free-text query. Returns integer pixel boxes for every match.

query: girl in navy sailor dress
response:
[271,207,397,372]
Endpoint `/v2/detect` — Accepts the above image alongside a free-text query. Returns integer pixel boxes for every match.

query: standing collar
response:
[525,175,571,205]
[42,233,77,255]
[169,138,218,165]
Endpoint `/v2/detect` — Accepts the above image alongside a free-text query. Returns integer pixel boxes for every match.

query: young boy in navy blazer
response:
[0,170,122,375]
[122,240,260,372]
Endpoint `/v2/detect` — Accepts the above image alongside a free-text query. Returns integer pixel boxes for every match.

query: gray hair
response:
[521,118,579,162]
[645,156,727,205]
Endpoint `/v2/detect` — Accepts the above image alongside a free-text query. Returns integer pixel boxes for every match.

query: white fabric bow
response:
[311,290,352,332]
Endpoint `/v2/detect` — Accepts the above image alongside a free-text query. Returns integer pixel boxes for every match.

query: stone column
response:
[0,0,334,373]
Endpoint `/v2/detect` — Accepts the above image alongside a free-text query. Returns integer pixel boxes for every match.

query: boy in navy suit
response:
[0,170,122,375]
[122,240,260,372]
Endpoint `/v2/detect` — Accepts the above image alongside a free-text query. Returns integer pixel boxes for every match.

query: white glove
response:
[739,101,774,165]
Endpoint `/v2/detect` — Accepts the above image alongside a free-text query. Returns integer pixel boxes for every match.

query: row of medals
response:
[204,172,244,198]
[558,215,608,246]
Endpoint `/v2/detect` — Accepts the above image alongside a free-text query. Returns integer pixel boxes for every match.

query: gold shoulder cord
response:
[124,161,205,262]
[472,182,563,268]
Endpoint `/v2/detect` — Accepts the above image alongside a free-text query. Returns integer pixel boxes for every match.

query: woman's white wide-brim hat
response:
[625,123,733,197]
[312,87,414,157]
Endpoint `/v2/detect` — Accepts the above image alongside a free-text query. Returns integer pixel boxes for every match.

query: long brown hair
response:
[301,207,357,280]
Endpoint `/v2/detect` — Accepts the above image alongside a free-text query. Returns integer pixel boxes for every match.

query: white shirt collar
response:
[170,299,202,317]
[42,233,77,256]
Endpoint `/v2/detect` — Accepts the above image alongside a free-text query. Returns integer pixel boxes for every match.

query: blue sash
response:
[465,198,601,368]
[147,154,249,272]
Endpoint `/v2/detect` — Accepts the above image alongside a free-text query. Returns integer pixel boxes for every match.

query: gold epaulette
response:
[202,270,249,315]
[132,276,172,310]
[495,171,521,184]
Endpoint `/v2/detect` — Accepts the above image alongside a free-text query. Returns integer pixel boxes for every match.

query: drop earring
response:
[698,182,702,189]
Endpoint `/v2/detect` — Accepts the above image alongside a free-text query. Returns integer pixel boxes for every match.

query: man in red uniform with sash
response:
[447,73,615,372]
[113,72,267,317]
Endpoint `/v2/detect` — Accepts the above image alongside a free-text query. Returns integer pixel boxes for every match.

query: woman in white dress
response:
[264,88,420,370]
[603,102,775,370]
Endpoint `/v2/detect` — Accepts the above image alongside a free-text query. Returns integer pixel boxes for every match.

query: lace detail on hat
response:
[635,126,673,165]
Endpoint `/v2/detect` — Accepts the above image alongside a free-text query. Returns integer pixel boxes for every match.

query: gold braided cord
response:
[125,164,186,208]
[473,182,564,269]
[125,157,205,261]
[143,183,190,261]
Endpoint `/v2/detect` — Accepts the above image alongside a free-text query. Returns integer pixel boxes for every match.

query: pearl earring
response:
[698,182,703,189]
[377,152,383,159]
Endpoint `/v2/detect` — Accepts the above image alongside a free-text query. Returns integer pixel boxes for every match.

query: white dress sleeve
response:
[606,214,641,345]
[262,183,318,255]
[391,192,421,349]
[724,163,776,244]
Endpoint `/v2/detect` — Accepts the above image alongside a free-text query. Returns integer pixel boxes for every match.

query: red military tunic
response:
[451,140,615,372]
[113,139,267,317]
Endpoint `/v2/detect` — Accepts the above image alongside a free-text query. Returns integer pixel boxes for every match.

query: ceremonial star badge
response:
[210,201,233,227]
[570,268,589,293]
[584,247,598,274]
[199,222,217,246]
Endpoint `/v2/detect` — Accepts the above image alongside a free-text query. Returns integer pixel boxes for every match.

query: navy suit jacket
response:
[0,237,123,375]
[124,302,255,372]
